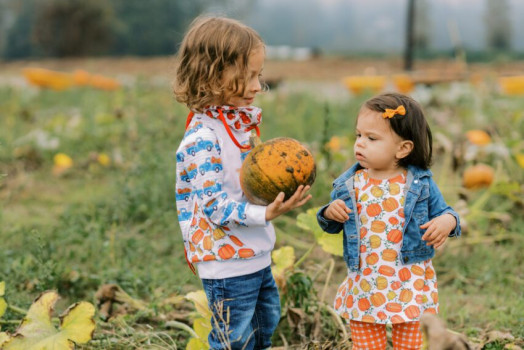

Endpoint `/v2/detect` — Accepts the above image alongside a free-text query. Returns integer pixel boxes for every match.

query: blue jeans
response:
[201,266,281,350]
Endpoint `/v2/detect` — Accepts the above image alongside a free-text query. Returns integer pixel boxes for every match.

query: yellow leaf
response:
[3,291,95,350]
[59,301,96,343]
[186,337,208,350]
[297,207,343,256]
[516,154,524,169]
[272,246,295,276]
[0,298,6,319]
[0,332,10,347]
[192,317,211,342]
[185,290,211,319]
[53,153,73,168]
[0,281,5,296]
[97,153,111,166]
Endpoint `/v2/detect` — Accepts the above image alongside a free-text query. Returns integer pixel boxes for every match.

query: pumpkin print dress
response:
[334,169,439,324]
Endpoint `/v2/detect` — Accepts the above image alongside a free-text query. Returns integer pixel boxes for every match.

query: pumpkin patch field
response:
[0,57,523,349]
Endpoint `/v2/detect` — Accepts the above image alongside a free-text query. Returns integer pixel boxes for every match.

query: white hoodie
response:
[175,106,275,279]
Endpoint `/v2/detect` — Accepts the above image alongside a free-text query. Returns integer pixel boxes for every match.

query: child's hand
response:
[265,185,312,221]
[420,213,457,249]
[324,199,352,223]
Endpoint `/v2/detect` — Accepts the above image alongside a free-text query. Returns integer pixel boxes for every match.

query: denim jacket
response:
[317,163,461,272]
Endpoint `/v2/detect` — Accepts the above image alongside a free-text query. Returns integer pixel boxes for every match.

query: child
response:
[174,16,311,350]
[317,93,461,350]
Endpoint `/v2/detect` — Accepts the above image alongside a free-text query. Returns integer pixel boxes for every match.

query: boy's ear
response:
[396,140,414,160]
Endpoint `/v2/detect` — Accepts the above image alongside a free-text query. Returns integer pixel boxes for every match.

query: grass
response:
[0,75,523,348]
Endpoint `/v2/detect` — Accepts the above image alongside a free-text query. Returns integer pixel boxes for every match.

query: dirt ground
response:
[2,55,524,82]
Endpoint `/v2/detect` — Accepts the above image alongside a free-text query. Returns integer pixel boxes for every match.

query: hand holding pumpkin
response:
[265,185,312,221]
[324,199,352,222]
[420,213,457,249]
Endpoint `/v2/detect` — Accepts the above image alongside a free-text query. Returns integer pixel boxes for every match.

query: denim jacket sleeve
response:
[428,177,461,237]
[316,187,344,234]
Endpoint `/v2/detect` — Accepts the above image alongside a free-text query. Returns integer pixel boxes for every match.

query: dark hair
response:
[174,16,264,112]
[363,92,432,169]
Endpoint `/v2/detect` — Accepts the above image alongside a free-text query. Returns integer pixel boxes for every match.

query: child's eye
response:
[356,133,361,138]
[368,137,376,141]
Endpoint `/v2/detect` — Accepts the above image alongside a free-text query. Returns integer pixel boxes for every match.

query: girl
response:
[174,16,311,350]
[317,93,461,349]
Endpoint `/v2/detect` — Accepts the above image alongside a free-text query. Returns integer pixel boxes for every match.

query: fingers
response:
[326,200,351,222]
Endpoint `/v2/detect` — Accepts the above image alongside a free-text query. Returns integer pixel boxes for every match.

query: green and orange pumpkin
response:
[240,137,316,205]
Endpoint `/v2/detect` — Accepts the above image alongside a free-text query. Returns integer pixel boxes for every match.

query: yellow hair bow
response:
[382,105,406,119]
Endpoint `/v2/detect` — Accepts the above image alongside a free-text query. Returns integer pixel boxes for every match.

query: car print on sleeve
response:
[186,137,214,156]
[203,180,222,197]
[176,187,192,201]
[177,208,192,222]
[180,163,198,182]
[199,157,223,175]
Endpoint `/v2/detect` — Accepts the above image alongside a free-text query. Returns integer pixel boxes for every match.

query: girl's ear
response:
[396,140,414,160]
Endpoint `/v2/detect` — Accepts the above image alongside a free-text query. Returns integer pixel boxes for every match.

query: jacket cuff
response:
[317,204,342,233]
[244,203,268,226]
[444,210,461,237]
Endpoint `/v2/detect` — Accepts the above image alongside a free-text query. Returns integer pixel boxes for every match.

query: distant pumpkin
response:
[240,137,316,205]
[465,130,491,146]
[462,163,494,189]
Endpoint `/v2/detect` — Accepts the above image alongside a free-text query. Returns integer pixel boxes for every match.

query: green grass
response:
[0,79,523,348]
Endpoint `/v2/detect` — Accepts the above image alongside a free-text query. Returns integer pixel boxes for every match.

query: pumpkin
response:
[191,229,204,244]
[413,279,425,291]
[345,295,354,308]
[363,267,372,276]
[229,235,244,247]
[240,138,316,205]
[391,315,405,324]
[411,265,425,276]
[382,249,397,262]
[399,289,413,303]
[387,229,402,243]
[358,298,371,311]
[365,253,379,265]
[335,297,342,309]
[360,279,371,292]
[378,265,395,277]
[382,198,399,212]
[370,292,386,307]
[238,248,255,258]
[369,235,381,248]
[366,203,382,217]
[218,244,235,260]
[398,267,412,281]
[386,302,402,313]
[361,315,375,323]
[405,305,420,320]
[465,130,491,145]
[371,220,386,233]
[202,236,213,250]
[462,163,494,189]
[376,276,388,290]
[203,254,216,261]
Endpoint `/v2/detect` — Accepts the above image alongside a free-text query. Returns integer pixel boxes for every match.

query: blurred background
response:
[0,1,523,349]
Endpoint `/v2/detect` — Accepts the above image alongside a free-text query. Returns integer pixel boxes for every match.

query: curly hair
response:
[173,16,264,112]
[363,92,433,169]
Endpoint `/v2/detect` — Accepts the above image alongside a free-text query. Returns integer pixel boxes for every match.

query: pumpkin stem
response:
[249,130,262,148]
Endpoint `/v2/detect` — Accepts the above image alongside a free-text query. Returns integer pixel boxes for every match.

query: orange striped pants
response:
[350,320,422,350]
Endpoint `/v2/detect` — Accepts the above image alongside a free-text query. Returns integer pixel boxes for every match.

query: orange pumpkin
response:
[358,298,371,311]
[462,163,494,189]
[371,220,386,233]
[335,297,342,309]
[405,305,420,320]
[365,253,379,265]
[366,203,382,217]
[361,315,375,323]
[191,229,204,244]
[399,289,413,303]
[382,249,397,262]
[203,254,216,261]
[345,295,354,308]
[238,248,255,258]
[229,235,244,247]
[388,217,399,225]
[370,292,386,307]
[391,281,402,290]
[465,130,491,146]
[398,267,412,281]
[378,265,395,277]
[218,244,235,260]
[425,267,435,279]
[382,198,399,212]
[240,137,316,205]
[386,302,402,313]
[202,236,213,250]
[413,279,425,291]
[387,229,402,243]
[391,315,405,324]
[199,219,209,231]
[411,265,425,276]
